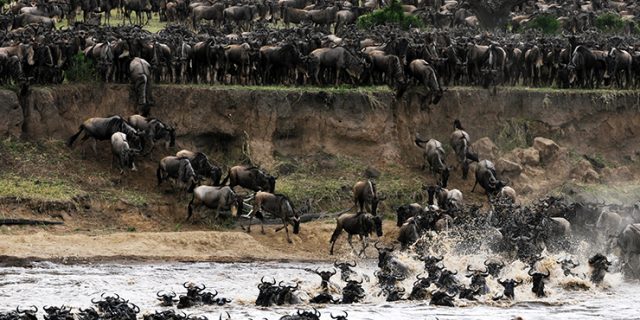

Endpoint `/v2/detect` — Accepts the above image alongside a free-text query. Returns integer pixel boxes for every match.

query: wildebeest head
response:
[430,289,456,307]
[375,242,394,268]
[588,253,611,285]
[466,265,489,293]
[330,311,348,320]
[156,291,177,307]
[497,278,521,299]
[528,267,550,297]
[484,258,505,277]
[16,306,38,320]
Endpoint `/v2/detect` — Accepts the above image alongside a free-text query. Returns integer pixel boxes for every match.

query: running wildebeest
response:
[414,136,450,187]
[244,191,300,243]
[176,149,223,186]
[128,114,175,154]
[329,212,383,256]
[222,165,276,193]
[352,179,381,215]
[157,156,197,198]
[67,116,142,156]
[473,159,506,196]
[450,119,478,179]
[110,132,139,174]
[187,185,238,221]
[130,57,154,116]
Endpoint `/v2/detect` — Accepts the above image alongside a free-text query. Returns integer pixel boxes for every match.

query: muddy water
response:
[0,254,638,320]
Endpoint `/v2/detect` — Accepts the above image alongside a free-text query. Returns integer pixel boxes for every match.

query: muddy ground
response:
[1,85,640,264]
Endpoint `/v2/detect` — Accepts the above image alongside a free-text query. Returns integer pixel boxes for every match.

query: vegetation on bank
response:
[357,0,423,30]
[526,14,560,35]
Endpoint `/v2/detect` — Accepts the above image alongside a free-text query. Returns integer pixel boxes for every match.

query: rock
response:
[570,159,600,183]
[0,90,23,138]
[513,147,540,166]
[602,166,634,183]
[364,166,381,178]
[496,158,523,177]
[532,137,560,163]
[471,137,499,160]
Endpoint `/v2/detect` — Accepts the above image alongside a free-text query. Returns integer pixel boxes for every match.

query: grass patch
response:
[495,119,533,152]
[0,174,82,202]
[595,13,625,33]
[525,14,560,34]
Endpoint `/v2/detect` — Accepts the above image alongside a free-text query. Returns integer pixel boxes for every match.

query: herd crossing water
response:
[0,249,638,319]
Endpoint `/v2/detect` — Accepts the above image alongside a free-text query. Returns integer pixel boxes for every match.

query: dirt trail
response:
[0,221,399,264]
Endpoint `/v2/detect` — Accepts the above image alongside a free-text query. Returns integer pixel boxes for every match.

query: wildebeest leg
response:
[329,227,342,255]
[471,180,478,192]
[359,235,368,257]
[347,234,357,254]
[92,138,98,157]
[275,218,292,243]
[335,68,340,87]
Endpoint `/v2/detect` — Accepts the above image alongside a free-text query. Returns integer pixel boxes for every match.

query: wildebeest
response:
[130,57,154,116]
[352,179,380,215]
[616,224,640,277]
[407,59,444,105]
[529,267,550,297]
[176,150,222,186]
[187,186,238,221]
[414,136,450,188]
[496,278,521,300]
[329,212,383,256]
[67,116,142,156]
[450,119,478,179]
[157,156,197,197]
[396,203,423,227]
[110,132,138,174]
[309,47,364,86]
[472,159,506,196]
[588,253,611,285]
[222,165,276,193]
[191,3,225,26]
[397,218,419,249]
[244,191,300,243]
[128,114,175,153]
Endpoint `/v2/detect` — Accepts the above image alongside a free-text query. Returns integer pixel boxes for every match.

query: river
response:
[0,255,638,320]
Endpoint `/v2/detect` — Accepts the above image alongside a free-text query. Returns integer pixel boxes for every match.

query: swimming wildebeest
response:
[177,149,223,186]
[157,156,197,198]
[449,119,478,179]
[187,185,238,221]
[352,179,381,215]
[110,132,139,174]
[128,114,175,154]
[244,191,300,243]
[329,212,383,256]
[67,116,142,156]
[222,165,276,193]
[414,135,450,188]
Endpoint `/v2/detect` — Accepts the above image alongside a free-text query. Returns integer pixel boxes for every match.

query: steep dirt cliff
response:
[9,85,640,168]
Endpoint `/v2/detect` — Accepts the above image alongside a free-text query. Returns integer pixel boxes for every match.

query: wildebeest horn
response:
[331,268,337,275]
[374,241,382,250]
[334,260,340,267]
[91,298,98,304]
[314,308,320,317]
[197,284,206,291]
[543,268,550,278]
[436,255,444,261]
[467,265,476,272]
[528,268,535,276]
[183,282,191,288]
[451,269,458,275]
[157,290,164,297]
[497,278,506,285]
[348,261,356,267]
[417,273,427,280]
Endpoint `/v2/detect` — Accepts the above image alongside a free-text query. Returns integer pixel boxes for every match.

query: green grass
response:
[0,174,82,202]
[495,118,533,152]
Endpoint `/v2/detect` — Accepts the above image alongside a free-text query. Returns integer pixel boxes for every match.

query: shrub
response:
[65,53,96,82]
[526,14,560,34]
[357,0,423,30]
[595,13,625,33]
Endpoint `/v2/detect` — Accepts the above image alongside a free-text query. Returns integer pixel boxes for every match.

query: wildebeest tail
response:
[66,125,84,147]
[466,151,479,162]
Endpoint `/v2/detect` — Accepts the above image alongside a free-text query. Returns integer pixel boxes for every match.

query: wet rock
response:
[471,137,499,160]
[496,158,522,177]
[532,137,560,163]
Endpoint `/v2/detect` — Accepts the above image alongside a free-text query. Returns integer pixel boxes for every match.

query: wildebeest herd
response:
[4,0,640,109]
